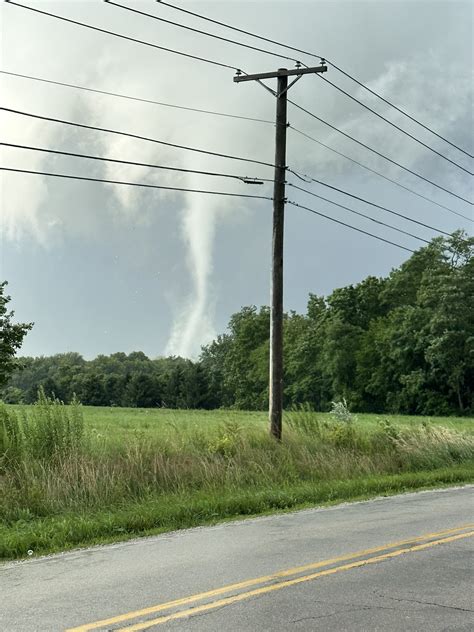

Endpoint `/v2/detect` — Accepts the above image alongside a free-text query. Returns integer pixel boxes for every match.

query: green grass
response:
[8,404,469,441]
[1,402,473,561]
[2,466,472,561]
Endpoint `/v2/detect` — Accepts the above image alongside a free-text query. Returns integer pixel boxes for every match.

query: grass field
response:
[77,405,474,435]
[1,401,473,561]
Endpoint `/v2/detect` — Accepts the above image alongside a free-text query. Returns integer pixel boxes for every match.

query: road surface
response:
[1,486,473,631]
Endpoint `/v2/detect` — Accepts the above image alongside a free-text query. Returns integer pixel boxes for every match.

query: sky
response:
[1,0,472,360]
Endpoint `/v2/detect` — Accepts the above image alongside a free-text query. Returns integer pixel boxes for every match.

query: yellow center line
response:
[65,523,474,632]
[119,530,474,631]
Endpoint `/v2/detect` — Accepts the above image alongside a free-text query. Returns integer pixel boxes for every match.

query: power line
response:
[287,200,415,253]
[289,126,473,222]
[4,0,238,72]
[0,166,273,200]
[289,99,473,206]
[122,0,470,173]
[3,70,468,222]
[326,62,473,159]
[105,0,300,65]
[0,107,275,169]
[154,0,324,58]
[154,0,473,158]
[287,170,457,235]
[315,74,472,174]
[0,70,275,126]
[144,0,472,201]
[1,142,272,185]
[287,182,430,244]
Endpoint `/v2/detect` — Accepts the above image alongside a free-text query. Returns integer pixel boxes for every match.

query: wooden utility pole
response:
[269,70,288,441]
[234,64,327,440]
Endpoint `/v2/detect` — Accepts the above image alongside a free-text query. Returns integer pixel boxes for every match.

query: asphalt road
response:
[1,486,473,631]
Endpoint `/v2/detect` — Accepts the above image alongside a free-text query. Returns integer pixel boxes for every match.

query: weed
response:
[286,403,323,437]
[0,404,24,468]
[330,398,356,424]
[26,388,85,461]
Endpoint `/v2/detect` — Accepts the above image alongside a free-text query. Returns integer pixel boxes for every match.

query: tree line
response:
[2,232,473,415]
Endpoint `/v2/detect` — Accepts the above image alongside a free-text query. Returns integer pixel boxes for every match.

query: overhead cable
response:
[287,182,430,244]
[154,0,325,58]
[0,70,275,125]
[325,62,473,159]
[0,166,273,200]
[1,143,271,185]
[315,74,472,174]
[105,0,300,65]
[0,167,417,252]
[287,200,415,253]
[290,127,473,222]
[154,0,472,158]
[4,0,239,72]
[289,99,473,205]
[0,107,275,169]
[2,69,468,221]
[125,0,471,172]
[287,170,457,235]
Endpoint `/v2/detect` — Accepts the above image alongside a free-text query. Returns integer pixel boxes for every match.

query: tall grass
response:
[0,387,84,463]
[0,399,473,559]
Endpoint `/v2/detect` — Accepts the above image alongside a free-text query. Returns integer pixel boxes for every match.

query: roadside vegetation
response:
[1,233,473,560]
[1,394,473,560]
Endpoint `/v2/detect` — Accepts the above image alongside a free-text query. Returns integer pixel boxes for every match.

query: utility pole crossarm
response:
[234,64,327,82]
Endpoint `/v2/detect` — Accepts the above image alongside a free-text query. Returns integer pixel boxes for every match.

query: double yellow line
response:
[67,524,474,631]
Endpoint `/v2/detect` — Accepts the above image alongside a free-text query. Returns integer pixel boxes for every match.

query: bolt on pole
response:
[234,63,327,440]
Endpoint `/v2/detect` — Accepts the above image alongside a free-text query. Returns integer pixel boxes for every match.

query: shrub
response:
[208,419,243,457]
[330,398,356,424]
[327,422,358,449]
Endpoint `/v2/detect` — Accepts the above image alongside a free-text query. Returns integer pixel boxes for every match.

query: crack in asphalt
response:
[374,590,474,613]
[291,607,366,623]
[290,602,408,624]
[291,605,381,623]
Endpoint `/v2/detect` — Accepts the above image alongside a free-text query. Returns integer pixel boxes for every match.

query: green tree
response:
[224,306,270,409]
[0,282,33,388]
[200,334,234,408]
[123,372,161,408]
[418,233,474,412]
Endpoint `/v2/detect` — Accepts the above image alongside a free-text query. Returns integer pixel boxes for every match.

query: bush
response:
[327,422,358,449]
[208,419,243,457]
[330,398,356,424]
